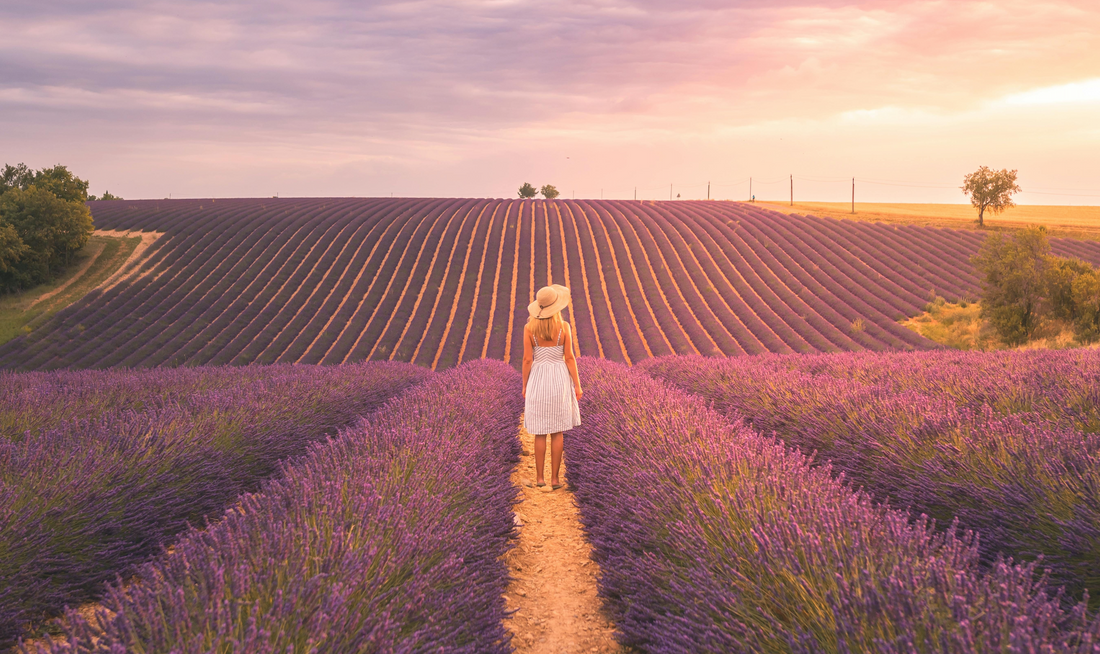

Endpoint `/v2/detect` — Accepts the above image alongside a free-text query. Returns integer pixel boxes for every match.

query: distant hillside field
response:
[759,201,1100,236]
[2,198,1099,371]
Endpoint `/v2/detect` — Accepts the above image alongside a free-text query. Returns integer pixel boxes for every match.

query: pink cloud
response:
[0,0,1097,201]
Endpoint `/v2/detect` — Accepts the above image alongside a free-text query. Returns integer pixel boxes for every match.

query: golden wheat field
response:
[759,202,1100,235]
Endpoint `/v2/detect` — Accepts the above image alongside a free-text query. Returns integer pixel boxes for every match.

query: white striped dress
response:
[524,325,581,435]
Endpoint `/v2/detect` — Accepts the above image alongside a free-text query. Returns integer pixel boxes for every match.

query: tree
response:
[1072,270,1100,342]
[0,222,27,274]
[970,226,1049,344]
[0,186,94,291]
[90,191,123,201]
[962,166,1020,227]
[0,163,89,203]
[518,182,537,199]
[1045,256,1094,321]
[32,164,89,203]
[540,184,559,199]
[0,163,33,196]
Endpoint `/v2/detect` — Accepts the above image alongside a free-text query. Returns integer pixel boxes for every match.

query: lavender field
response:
[43,360,523,653]
[4,198,1100,371]
[4,198,1100,652]
[4,349,1100,651]
[569,357,1100,652]
[0,362,430,644]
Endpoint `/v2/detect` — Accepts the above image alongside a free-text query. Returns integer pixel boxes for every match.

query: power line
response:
[1020,190,1100,198]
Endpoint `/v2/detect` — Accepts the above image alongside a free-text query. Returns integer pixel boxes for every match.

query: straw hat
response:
[528,284,571,319]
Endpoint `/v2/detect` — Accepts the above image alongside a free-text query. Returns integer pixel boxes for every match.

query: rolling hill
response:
[2,197,1098,370]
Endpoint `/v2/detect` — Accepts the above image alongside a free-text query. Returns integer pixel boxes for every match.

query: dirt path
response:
[504,420,620,654]
[28,240,106,308]
[94,230,163,292]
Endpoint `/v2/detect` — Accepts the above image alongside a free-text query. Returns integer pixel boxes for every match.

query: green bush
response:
[1046,256,1094,322]
[972,224,1100,346]
[971,227,1050,345]
[1072,270,1100,343]
[0,163,94,293]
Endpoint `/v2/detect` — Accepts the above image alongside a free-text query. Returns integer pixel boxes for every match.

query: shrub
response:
[1046,256,1095,322]
[1073,269,1100,343]
[971,227,1050,344]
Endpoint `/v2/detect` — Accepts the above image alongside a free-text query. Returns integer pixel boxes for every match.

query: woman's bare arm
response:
[562,324,582,400]
[521,324,533,397]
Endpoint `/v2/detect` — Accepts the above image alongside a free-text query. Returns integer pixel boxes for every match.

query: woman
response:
[522,284,582,490]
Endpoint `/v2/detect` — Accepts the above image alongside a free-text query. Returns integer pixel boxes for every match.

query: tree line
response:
[0,163,100,293]
[518,183,558,199]
[973,226,1100,344]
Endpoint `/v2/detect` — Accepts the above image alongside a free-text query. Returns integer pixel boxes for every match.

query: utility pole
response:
[634,187,637,200]
[790,175,793,206]
[670,183,673,201]
[749,177,752,202]
[707,181,710,200]
[851,178,855,214]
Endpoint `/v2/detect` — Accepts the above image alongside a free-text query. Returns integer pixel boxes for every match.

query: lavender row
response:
[31,198,1100,370]
[765,349,1100,433]
[1,364,323,438]
[684,204,848,352]
[415,200,494,369]
[640,352,1100,603]
[0,362,430,644]
[568,358,1100,652]
[45,359,523,653]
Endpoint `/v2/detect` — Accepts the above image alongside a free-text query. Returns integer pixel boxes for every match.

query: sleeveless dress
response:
[524,325,582,435]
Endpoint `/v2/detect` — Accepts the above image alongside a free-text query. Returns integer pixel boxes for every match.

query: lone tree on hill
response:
[518,182,537,199]
[962,166,1020,227]
[540,184,559,199]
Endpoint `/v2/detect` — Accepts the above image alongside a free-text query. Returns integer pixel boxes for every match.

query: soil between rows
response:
[504,419,621,654]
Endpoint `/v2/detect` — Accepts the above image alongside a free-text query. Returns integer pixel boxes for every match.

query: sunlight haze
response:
[2,0,1098,203]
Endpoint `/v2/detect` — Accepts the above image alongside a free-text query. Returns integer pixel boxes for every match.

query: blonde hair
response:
[527,311,564,344]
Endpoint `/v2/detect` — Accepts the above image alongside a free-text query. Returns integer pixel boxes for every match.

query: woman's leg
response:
[534,434,547,484]
[550,432,564,485]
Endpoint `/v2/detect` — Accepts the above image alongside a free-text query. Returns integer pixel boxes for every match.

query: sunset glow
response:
[2,0,1098,202]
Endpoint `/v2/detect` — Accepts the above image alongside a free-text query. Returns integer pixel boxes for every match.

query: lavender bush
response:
[779,349,1100,432]
[568,358,1100,652]
[0,362,430,644]
[640,352,1100,604]
[45,359,523,653]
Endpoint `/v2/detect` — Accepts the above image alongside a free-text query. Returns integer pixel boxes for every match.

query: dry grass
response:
[900,299,1002,351]
[0,234,142,346]
[756,202,1100,242]
[900,298,1100,351]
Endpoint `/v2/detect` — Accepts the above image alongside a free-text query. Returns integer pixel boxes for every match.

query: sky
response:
[2,0,1099,203]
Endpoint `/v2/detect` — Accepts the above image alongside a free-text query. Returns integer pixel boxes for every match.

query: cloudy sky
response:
[2,0,1099,202]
